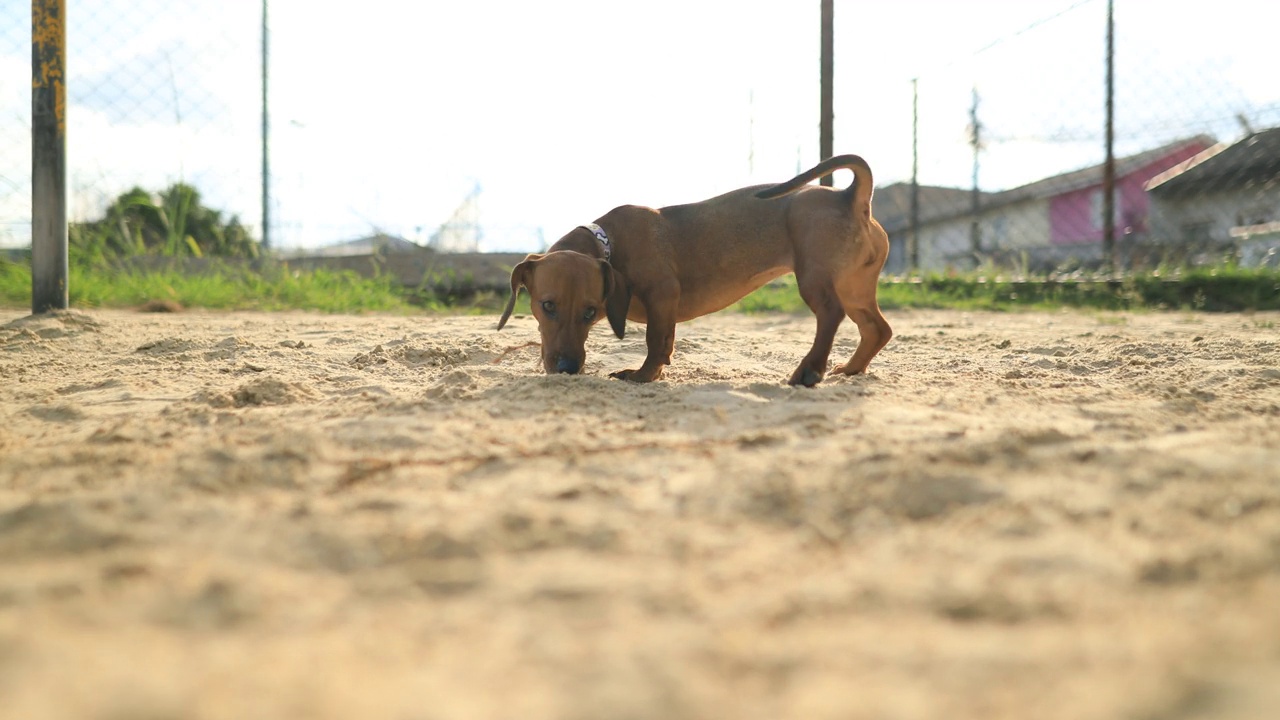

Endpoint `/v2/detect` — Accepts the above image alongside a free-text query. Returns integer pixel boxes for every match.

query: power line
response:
[971,0,1100,57]
[918,0,1101,78]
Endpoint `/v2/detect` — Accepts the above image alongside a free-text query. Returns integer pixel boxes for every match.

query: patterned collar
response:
[579,223,611,262]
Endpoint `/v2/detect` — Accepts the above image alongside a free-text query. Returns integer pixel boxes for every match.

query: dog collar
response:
[580,223,611,262]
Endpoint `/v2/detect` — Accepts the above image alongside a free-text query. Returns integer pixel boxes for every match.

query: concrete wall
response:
[1048,146,1209,246]
[913,199,1050,271]
[284,251,527,291]
[1149,186,1280,245]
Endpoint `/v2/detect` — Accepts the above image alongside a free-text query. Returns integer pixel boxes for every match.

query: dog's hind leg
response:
[831,273,892,376]
[788,270,846,387]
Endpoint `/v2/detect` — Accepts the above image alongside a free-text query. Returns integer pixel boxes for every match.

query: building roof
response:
[874,183,981,233]
[306,233,429,257]
[997,135,1214,205]
[894,135,1215,229]
[1145,127,1280,196]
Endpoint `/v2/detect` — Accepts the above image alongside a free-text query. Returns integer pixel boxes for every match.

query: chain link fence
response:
[874,1,1280,273]
[2,0,261,253]
[3,1,1279,270]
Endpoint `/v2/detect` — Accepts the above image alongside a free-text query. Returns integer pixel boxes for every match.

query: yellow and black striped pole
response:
[32,0,68,313]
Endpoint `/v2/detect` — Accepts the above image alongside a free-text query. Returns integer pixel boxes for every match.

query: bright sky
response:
[1,0,1277,251]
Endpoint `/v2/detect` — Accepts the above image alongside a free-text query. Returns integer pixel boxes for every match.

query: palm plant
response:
[70,183,259,265]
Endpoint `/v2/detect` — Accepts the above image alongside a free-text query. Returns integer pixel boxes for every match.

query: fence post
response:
[969,88,982,259]
[819,0,833,185]
[261,0,271,250]
[909,77,920,271]
[1102,0,1117,273]
[31,0,68,314]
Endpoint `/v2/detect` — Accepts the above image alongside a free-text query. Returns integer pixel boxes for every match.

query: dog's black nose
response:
[555,356,580,374]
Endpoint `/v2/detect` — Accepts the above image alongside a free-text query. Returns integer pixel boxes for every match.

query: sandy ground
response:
[1,305,1279,720]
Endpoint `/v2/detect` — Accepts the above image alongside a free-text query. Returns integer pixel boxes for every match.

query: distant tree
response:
[71,183,259,264]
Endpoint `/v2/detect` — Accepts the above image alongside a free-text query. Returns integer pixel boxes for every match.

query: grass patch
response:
[876,275,1140,312]
[0,258,33,308]
[732,276,804,313]
[732,268,1280,314]
[0,258,416,313]
[1127,265,1280,312]
[5,257,1278,315]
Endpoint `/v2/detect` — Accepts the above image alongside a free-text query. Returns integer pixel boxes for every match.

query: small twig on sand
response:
[491,341,540,364]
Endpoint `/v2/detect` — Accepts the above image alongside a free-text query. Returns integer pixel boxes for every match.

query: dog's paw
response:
[830,363,867,377]
[788,368,824,388]
[610,368,661,383]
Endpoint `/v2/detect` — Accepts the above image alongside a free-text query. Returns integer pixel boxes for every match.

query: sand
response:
[1,305,1279,720]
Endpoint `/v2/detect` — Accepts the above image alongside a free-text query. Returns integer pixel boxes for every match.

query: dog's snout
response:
[555,356,580,374]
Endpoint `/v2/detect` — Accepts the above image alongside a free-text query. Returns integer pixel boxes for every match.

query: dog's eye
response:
[540,300,556,315]
[583,307,597,321]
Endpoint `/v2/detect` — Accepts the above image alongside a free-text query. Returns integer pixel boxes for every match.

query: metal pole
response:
[909,77,920,270]
[969,87,982,258]
[819,0,833,186]
[31,0,68,314]
[261,0,271,250]
[1102,0,1116,273]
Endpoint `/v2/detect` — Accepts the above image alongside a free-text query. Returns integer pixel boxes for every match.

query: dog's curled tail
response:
[754,154,874,219]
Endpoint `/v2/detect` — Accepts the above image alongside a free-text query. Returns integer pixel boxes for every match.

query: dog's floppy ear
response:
[600,260,630,339]
[497,254,543,331]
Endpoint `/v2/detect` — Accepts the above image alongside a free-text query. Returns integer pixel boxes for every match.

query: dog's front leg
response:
[610,289,678,383]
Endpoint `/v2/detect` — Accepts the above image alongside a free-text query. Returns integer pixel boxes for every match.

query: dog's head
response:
[497,250,631,374]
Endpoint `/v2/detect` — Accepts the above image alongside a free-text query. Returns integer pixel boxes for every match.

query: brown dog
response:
[497,154,892,386]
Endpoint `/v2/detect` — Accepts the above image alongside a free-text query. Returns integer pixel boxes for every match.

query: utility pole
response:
[819,0,833,185]
[1102,0,1116,273]
[261,0,271,250]
[910,77,920,271]
[31,0,68,313]
[969,87,982,259]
